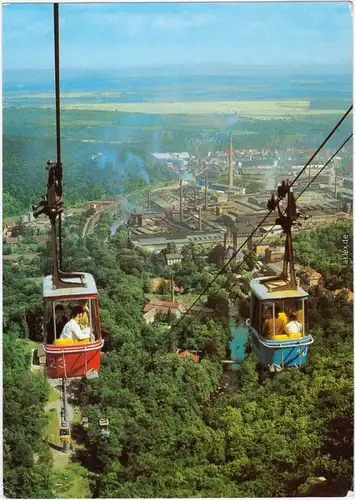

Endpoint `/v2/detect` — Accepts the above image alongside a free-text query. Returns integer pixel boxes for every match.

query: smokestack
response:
[171,275,175,303]
[198,207,202,230]
[180,179,183,221]
[334,175,337,199]
[232,232,237,248]
[224,233,227,251]
[228,132,233,189]
[194,184,197,207]
[204,175,208,211]
[147,190,151,210]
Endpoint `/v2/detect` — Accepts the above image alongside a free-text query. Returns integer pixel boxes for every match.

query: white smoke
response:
[265,158,278,190]
[265,170,276,190]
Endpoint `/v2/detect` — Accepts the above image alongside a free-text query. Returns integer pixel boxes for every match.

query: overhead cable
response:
[125,107,352,386]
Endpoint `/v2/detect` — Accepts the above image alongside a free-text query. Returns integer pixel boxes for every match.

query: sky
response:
[2,2,353,71]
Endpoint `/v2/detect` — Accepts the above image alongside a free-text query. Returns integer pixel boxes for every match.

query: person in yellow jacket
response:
[275,304,288,333]
[263,307,285,339]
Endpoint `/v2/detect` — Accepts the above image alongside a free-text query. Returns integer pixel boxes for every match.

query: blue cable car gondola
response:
[248,180,314,370]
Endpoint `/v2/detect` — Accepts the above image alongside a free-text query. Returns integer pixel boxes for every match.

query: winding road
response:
[82,199,121,238]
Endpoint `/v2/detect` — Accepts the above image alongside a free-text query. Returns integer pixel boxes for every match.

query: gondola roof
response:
[250,277,308,301]
[43,272,98,299]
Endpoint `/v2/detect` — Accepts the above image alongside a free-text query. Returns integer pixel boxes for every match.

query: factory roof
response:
[235,221,256,234]
[131,230,223,242]
[134,227,154,235]
[234,200,263,212]
[153,198,174,209]
[259,225,283,233]
[131,232,225,249]
[308,210,335,217]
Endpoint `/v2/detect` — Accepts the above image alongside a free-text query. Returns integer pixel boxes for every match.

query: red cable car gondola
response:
[33,4,104,379]
[42,273,104,379]
[33,159,105,379]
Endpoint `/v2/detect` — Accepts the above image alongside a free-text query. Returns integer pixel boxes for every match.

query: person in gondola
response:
[275,304,288,333]
[46,304,67,344]
[286,312,303,335]
[262,309,274,339]
[60,305,91,342]
[78,299,90,329]
[263,307,286,339]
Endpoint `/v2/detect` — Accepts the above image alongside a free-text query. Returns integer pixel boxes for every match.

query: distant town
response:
[5,139,352,295]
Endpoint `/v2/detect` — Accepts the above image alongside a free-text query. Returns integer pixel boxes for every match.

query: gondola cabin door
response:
[42,273,104,379]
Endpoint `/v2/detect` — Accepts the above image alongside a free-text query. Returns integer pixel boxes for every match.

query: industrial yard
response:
[125,135,352,255]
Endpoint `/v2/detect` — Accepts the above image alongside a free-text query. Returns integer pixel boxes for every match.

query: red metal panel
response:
[44,340,103,378]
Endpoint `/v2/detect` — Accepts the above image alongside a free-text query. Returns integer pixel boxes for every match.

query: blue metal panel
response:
[229,324,249,367]
[249,325,314,369]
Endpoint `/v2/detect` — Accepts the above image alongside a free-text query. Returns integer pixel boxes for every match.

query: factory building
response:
[131,230,226,252]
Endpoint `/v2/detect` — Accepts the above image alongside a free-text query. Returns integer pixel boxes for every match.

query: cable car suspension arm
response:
[32,4,86,290]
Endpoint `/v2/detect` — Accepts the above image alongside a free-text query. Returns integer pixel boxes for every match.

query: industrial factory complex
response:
[126,133,352,255]
[4,133,351,264]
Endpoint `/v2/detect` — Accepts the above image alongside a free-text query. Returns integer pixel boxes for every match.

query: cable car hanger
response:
[32,4,85,290]
[263,180,308,292]
[125,125,352,384]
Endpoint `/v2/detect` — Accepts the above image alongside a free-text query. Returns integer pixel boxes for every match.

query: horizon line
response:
[4,62,353,71]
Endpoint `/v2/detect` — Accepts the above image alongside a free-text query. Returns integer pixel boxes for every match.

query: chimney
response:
[334,176,337,199]
[147,190,151,209]
[224,233,227,251]
[194,184,197,207]
[198,207,202,230]
[137,214,143,227]
[204,175,208,210]
[171,275,175,303]
[180,179,183,221]
[228,132,233,189]
[232,232,237,248]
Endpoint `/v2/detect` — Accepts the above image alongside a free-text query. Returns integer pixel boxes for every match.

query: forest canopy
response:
[3,214,353,498]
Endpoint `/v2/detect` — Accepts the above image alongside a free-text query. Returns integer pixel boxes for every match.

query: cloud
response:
[59,10,215,38]
[3,5,52,41]
[152,13,215,31]
[2,2,352,70]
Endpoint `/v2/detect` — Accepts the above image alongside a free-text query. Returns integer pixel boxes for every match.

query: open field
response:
[51,99,348,119]
[44,408,61,448]
[4,91,122,98]
[48,386,60,404]
[52,462,91,499]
